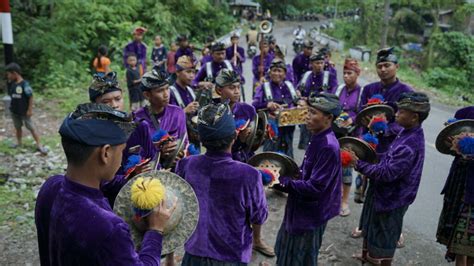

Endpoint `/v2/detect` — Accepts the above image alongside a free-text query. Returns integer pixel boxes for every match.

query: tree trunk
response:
[380,0,391,48]
[359,0,369,45]
[425,4,440,70]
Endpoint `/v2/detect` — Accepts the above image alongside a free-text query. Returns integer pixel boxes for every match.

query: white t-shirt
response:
[293,28,306,39]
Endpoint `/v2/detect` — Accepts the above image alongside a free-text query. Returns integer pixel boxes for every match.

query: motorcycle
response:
[293,35,304,54]
[247,43,257,58]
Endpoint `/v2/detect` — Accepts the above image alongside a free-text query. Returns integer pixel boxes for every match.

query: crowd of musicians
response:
[14,25,472,266]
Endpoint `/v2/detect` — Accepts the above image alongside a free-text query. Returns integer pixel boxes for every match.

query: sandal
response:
[10,143,20,149]
[397,233,405,248]
[352,253,367,264]
[350,227,363,238]
[253,242,276,257]
[36,146,49,155]
[340,207,351,217]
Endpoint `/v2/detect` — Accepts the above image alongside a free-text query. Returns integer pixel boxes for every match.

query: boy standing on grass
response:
[6,63,48,155]
[151,35,167,72]
[126,53,145,111]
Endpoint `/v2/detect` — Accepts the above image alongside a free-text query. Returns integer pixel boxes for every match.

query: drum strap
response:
[223,60,233,71]
[299,70,312,91]
[285,81,299,102]
[264,81,298,102]
[322,70,329,90]
[263,82,273,101]
[334,84,345,97]
[206,61,233,81]
[335,85,365,112]
[205,62,213,81]
[145,106,161,131]
[169,85,185,108]
[358,86,365,112]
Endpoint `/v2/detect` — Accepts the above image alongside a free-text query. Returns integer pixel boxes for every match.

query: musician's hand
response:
[148,196,178,232]
[341,117,353,128]
[161,141,178,157]
[297,99,308,108]
[175,150,185,164]
[184,101,199,114]
[346,148,359,166]
[129,160,152,179]
[266,102,281,111]
[296,89,302,97]
[198,81,214,90]
[361,115,371,127]
[238,127,252,142]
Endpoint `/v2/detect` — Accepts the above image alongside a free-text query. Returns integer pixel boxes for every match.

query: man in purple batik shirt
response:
[35,103,175,265]
[292,40,313,85]
[123,27,148,73]
[353,92,430,265]
[176,102,268,264]
[274,93,343,265]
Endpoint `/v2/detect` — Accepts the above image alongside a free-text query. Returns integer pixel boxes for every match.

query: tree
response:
[380,0,391,48]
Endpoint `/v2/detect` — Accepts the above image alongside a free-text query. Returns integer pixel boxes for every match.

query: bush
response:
[424,67,471,96]
[429,31,474,83]
[10,0,235,97]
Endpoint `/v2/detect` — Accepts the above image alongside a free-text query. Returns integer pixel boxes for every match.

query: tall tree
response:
[380,0,391,48]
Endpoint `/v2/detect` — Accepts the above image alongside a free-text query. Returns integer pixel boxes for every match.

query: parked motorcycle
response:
[247,43,257,58]
[293,35,304,54]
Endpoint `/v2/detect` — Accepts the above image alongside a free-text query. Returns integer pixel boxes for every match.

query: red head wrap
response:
[343,58,361,75]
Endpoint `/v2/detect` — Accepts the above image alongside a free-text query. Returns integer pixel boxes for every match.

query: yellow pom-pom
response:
[131,177,166,210]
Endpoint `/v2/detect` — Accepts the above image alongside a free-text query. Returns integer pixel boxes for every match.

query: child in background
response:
[151,35,167,72]
[167,42,178,75]
[126,53,145,111]
[92,45,111,75]
[6,63,48,154]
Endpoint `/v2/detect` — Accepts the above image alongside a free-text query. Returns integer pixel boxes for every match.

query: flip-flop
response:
[351,253,367,264]
[350,227,363,238]
[36,146,49,155]
[397,233,405,248]
[340,207,351,217]
[253,244,276,257]
[10,143,20,149]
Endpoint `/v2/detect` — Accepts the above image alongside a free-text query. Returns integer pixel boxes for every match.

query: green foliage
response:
[452,3,474,32]
[324,18,361,48]
[10,0,235,109]
[392,8,425,35]
[429,31,474,79]
[424,67,471,95]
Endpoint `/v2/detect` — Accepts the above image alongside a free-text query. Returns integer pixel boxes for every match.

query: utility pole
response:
[0,0,14,65]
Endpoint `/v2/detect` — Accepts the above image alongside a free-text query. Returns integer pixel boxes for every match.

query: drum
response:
[113,171,199,255]
[277,107,308,127]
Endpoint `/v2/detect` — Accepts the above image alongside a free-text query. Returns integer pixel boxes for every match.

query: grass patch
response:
[0,185,36,228]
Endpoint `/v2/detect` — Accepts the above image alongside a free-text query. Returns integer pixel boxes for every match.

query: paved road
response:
[238,20,459,264]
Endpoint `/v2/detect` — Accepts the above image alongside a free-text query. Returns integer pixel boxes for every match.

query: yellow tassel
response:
[130,177,166,210]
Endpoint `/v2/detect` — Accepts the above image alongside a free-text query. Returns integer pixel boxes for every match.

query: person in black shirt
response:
[6,63,48,154]
[125,53,145,111]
